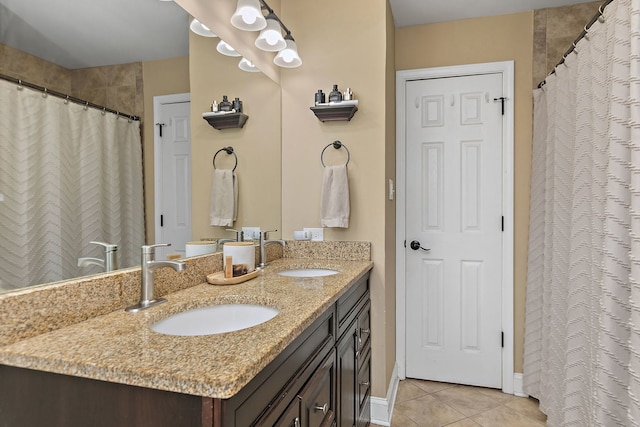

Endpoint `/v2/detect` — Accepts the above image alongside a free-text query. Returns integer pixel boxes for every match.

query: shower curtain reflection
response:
[0,79,144,291]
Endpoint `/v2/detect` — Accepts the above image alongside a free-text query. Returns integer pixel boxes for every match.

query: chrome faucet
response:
[125,243,186,313]
[78,241,118,272]
[217,228,245,247]
[258,230,285,268]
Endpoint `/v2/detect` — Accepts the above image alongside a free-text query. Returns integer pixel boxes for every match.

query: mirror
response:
[0,0,281,293]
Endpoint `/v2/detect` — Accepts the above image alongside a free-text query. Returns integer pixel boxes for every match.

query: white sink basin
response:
[150,304,279,336]
[278,268,338,278]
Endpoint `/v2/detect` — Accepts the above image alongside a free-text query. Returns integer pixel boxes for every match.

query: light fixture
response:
[216,40,241,57]
[255,13,286,52]
[231,0,267,31]
[274,34,302,68]
[238,57,261,73]
[190,19,217,38]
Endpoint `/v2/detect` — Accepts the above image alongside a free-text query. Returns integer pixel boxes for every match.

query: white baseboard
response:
[513,373,527,397]
[371,362,399,426]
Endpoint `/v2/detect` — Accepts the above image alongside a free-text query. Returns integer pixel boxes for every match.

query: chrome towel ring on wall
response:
[213,146,238,171]
[320,140,350,167]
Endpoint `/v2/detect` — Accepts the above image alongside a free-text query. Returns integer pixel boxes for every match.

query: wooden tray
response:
[206,269,259,285]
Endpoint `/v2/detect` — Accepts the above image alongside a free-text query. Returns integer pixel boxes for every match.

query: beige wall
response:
[141,56,191,243]
[188,27,282,242]
[281,0,393,396]
[396,12,534,374]
[384,0,397,389]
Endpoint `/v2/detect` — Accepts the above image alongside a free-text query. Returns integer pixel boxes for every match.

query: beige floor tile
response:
[407,379,457,394]
[390,412,420,426]
[433,385,502,417]
[472,405,546,427]
[505,397,547,423]
[474,387,520,405]
[396,380,431,402]
[446,419,482,427]
[395,394,466,427]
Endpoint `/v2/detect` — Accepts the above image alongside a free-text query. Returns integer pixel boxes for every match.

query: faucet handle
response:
[90,241,118,253]
[260,229,278,240]
[226,229,245,241]
[142,243,171,254]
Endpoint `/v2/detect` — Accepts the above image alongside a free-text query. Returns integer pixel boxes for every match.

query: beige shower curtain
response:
[524,0,640,425]
[0,79,144,290]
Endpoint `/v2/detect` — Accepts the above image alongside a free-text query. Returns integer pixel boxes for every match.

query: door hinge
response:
[493,97,506,115]
[501,216,504,232]
[160,214,164,227]
[501,332,504,348]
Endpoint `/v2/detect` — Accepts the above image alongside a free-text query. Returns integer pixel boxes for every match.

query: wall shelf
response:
[203,112,249,130]
[310,104,358,122]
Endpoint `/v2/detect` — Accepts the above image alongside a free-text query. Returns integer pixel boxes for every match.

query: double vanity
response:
[0,242,372,427]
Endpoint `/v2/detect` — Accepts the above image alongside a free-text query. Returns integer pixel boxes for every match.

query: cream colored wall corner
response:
[280,0,392,397]
[396,12,534,374]
[142,56,191,244]
[187,29,282,242]
[384,0,397,392]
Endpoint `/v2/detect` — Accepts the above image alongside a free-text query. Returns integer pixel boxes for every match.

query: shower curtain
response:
[0,79,144,290]
[523,0,640,425]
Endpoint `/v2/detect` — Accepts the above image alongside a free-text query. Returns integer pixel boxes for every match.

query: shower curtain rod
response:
[537,0,614,88]
[0,73,140,121]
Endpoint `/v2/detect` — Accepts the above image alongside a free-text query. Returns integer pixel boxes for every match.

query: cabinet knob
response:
[360,328,370,335]
[360,381,371,387]
[314,403,329,415]
[294,417,300,427]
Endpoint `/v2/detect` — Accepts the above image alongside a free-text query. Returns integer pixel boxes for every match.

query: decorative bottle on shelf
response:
[219,95,232,112]
[232,97,243,113]
[328,84,343,103]
[211,100,218,112]
[315,89,326,105]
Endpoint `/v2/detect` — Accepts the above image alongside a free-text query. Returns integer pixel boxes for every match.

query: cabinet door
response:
[356,349,371,427]
[300,349,336,427]
[273,397,302,427]
[337,319,357,427]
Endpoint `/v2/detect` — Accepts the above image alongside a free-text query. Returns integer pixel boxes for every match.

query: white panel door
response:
[156,100,191,260]
[405,73,503,388]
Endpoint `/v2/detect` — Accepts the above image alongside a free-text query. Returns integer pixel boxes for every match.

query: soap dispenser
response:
[328,84,343,103]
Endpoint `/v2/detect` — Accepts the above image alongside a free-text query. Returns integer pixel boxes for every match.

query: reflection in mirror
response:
[0,0,282,294]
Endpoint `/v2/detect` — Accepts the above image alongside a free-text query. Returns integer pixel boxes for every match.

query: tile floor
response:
[373,379,547,427]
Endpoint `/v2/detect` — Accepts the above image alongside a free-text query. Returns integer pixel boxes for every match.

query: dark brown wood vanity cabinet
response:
[0,272,370,427]
[335,275,371,427]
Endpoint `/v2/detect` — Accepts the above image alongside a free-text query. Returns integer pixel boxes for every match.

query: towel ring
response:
[321,141,350,167]
[213,146,238,171]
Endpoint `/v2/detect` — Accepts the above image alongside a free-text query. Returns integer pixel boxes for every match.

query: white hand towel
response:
[320,165,350,228]
[210,169,238,226]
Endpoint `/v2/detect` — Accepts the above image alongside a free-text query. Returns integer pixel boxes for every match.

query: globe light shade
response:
[274,36,302,68]
[238,57,261,73]
[190,19,217,37]
[255,14,286,52]
[231,0,267,31]
[216,40,241,57]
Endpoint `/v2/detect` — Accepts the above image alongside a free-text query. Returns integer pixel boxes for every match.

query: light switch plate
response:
[303,227,324,241]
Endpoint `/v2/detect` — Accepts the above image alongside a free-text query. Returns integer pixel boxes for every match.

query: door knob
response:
[409,240,430,252]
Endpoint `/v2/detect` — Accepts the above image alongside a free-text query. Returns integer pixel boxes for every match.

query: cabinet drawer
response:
[273,397,302,427]
[227,309,334,427]
[300,349,336,427]
[356,301,371,371]
[337,274,370,341]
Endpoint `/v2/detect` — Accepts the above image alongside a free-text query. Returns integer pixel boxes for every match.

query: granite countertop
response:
[0,258,372,399]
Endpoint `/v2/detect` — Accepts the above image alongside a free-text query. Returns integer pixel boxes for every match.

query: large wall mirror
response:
[0,0,281,294]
